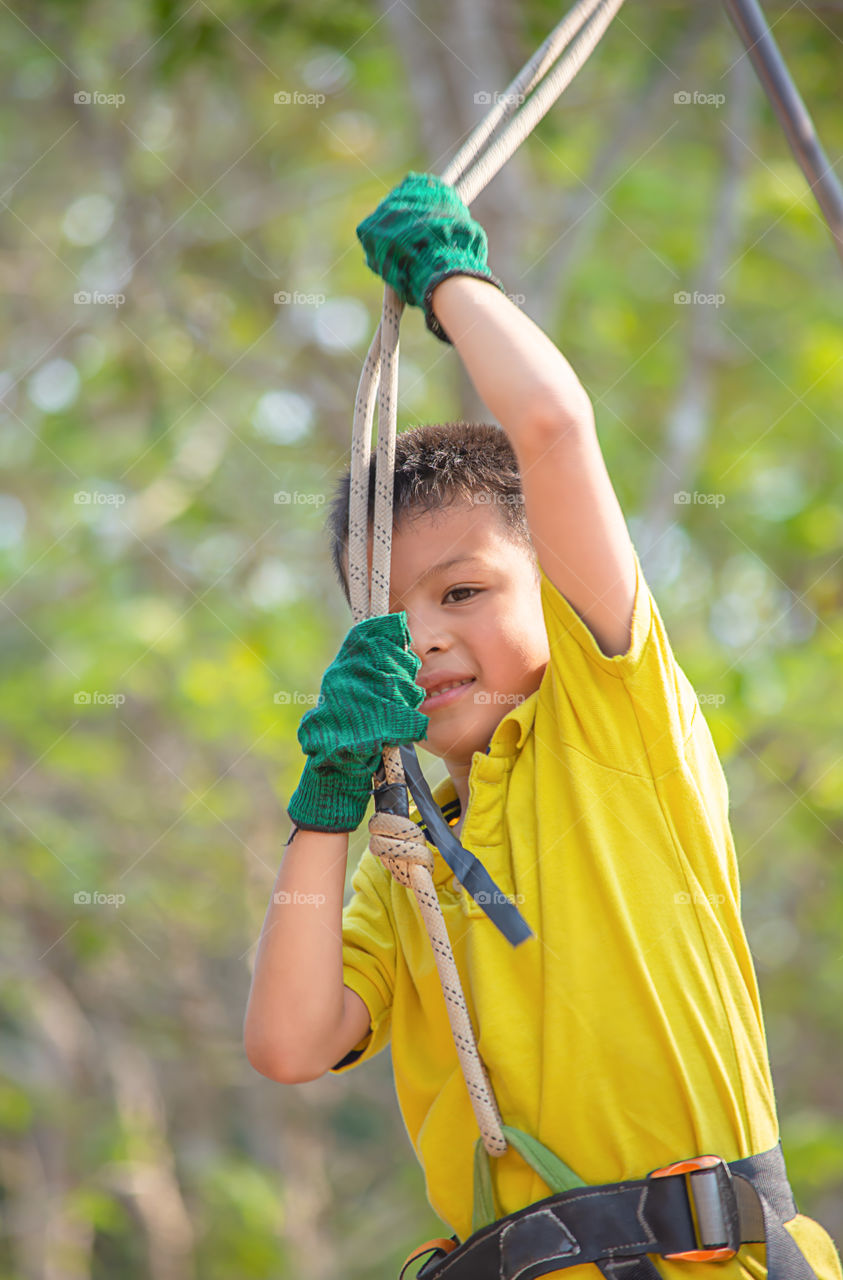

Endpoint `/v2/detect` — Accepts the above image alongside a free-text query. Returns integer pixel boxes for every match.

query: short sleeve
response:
[536,548,701,779]
[330,849,396,1074]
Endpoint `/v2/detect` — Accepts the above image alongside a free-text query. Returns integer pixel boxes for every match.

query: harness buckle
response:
[649,1154,739,1262]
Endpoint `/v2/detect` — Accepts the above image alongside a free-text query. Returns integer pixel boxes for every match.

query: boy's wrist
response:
[355,172,506,340]
[424,269,505,344]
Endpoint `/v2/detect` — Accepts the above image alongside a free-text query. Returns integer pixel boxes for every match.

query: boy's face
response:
[381,499,551,768]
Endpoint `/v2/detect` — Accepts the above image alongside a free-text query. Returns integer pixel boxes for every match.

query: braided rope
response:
[368,748,506,1157]
[349,0,626,1156]
[442,0,621,194]
[368,810,434,883]
[451,0,627,206]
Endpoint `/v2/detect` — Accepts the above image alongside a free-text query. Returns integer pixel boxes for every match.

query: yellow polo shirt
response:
[333,555,842,1280]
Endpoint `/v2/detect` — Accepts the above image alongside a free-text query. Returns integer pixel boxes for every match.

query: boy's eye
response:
[444,587,478,603]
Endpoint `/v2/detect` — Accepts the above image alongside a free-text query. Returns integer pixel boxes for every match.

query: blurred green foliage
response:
[1,0,841,1276]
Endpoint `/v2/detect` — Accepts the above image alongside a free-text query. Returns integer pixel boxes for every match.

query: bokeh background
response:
[2,1,842,1276]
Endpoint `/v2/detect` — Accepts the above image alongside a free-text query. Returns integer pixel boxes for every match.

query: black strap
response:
[414,1142,819,1280]
[382,746,532,946]
[597,1261,661,1280]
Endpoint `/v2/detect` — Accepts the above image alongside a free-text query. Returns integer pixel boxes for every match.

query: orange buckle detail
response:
[399,1236,458,1279]
[649,1154,739,1262]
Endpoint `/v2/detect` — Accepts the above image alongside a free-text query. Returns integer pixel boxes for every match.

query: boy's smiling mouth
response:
[418,674,476,711]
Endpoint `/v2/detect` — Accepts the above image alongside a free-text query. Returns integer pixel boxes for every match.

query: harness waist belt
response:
[415,1141,818,1280]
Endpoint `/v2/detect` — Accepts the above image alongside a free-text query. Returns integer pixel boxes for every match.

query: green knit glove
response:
[355,171,504,343]
[287,612,429,833]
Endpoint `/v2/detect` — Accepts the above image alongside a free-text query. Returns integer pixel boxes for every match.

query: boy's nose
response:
[404,615,447,660]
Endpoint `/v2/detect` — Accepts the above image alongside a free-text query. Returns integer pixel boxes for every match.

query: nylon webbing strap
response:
[730,1146,818,1280]
[596,1260,660,1280]
[415,1143,819,1280]
[398,746,532,945]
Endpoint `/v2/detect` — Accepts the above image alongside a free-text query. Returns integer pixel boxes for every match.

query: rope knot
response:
[368,810,435,885]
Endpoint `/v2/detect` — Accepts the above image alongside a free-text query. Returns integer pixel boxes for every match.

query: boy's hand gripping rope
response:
[350,0,626,1159]
[287,612,428,834]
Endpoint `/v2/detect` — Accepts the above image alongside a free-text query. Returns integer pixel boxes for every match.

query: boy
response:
[244,175,842,1278]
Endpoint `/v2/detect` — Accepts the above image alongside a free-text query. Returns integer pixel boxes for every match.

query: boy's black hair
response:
[326,421,538,605]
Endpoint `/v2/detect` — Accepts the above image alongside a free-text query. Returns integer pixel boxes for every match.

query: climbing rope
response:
[349,0,626,1159]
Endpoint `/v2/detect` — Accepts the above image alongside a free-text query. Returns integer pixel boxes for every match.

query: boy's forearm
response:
[431,272,636,658]
[244,826,354,1080]
[430,276,594,444]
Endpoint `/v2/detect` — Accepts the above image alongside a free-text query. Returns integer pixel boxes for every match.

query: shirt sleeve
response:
[536,547,703,780]
[329,848,396,1074]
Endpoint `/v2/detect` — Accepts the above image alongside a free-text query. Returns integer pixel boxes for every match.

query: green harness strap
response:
[472,1126,586,1234]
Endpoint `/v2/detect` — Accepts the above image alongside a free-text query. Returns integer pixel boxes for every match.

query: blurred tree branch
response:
[640,43,753,557]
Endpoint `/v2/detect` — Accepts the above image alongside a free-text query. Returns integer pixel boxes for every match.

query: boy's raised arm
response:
[356,173,637,658]
[431,276,636,658]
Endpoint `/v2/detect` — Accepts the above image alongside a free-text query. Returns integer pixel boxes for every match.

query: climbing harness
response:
[401,1141,818,1280]
[346,0,837,1270]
